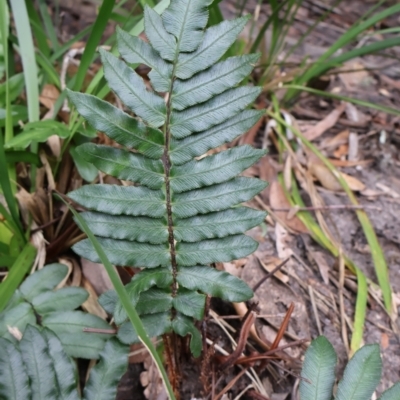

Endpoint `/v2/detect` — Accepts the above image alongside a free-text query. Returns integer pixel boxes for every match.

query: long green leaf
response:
[299,336,337,400]
[60,197,175,399]
[0,242,36,313]
[83,338,128,400]
[336,344,381,400]
[73,0,115,91]
[0,338,31,399]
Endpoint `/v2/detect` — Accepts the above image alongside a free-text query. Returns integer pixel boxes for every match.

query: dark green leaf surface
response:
[170,146,265,192]
[0,338,31,400]
[68,0,267,358]
[336,344,382,400]
[170,86,261,138]
[19,325,58,400]
[99,290,118,315]
[0,303,35,340]
[114,268,173,324]
[79,212,168,244]
[42,311,112,359]
[173,288,205,320]
[117,26,172,92]
[67,90,165,158]
[172,54,260,110]
[136,288,173,315]
[172,177,268,218]
[83,338,128,400]
[101,49,166,127]
[174,207,266,242]
[177,266,253,302]
[73,238,170,268]
[176,16,250,79]
[76,144,164,189]
[299,336,336,400]
[170,110,264,165]
[172,313,202,358]
[69,185,166,218]
[176,235,258,266]
[144,6,176,62]
[379,382,400,400]
[162,0,212,53]
[70,146,98,183]
[19,263,68,301]
[42,329,80,400]
[117,312,171,344]
[32,287,89,314]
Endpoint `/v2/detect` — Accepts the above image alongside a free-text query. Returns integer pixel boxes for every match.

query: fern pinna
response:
[67,0,267,357]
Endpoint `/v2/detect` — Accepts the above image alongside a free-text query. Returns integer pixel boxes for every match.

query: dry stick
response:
[213,369,248,400]
[253,258,290,292]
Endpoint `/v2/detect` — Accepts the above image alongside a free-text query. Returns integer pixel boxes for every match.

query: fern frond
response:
[68,0,267,356]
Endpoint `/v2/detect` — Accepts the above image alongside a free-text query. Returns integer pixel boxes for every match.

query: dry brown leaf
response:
[333,144,349,159]
[275,223,293,260]
[129,343,149,364]
[57,258,74,288]
[320,129,349,150]
[81,277,108,320]
[303,102,346,141]
[339,60,371,91]
[269,180,308,233]
[39,84,60,110]
[81,258,114,295]
[140,357,166,400]
[309,162,365,192]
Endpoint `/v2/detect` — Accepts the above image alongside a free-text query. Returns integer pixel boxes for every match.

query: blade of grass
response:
[38,0,59,52]
[72,0,116,92]
[267,105,392,315]
[288,177,367,352]
[283,85,400,117]
[10,0,40,188]
[24,0,51,57]
[58,195,176,400]
[0,242,36,312]
[285,2,400,101]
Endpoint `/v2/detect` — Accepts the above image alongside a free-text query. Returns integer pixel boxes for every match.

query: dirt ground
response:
[47,0,400,398]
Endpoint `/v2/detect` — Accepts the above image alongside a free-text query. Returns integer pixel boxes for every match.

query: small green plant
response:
[67,0,267,359]
[0,263,113,359]
[0,326,128,400]
[300,336,400,400]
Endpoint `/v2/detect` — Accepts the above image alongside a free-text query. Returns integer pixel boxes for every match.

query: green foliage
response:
[0,325,128,400]
[0,263,112,359]
[68,0,267,357]
[300,336,399,400]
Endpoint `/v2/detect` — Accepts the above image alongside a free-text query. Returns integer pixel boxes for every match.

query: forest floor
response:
[43,0,400,398]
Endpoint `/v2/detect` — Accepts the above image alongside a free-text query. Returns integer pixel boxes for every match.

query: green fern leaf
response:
[67,91,165,158]
[117,312,172,345]
[68,0,268,357]
[101,49,166,127]
[172,54,260,110]
[78,212,168,244]
[69,185,166,218]
[176,16,250,79]
[174,208,266,242]
[0,338,31,399]
[117,26,172,92]
[76,144,164,189]
[170,86,261,138]
[144,6,176,62]
[176,266,253,302]
[170,110,264,165]
[172,313,202,358]
[161,0,213,53]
